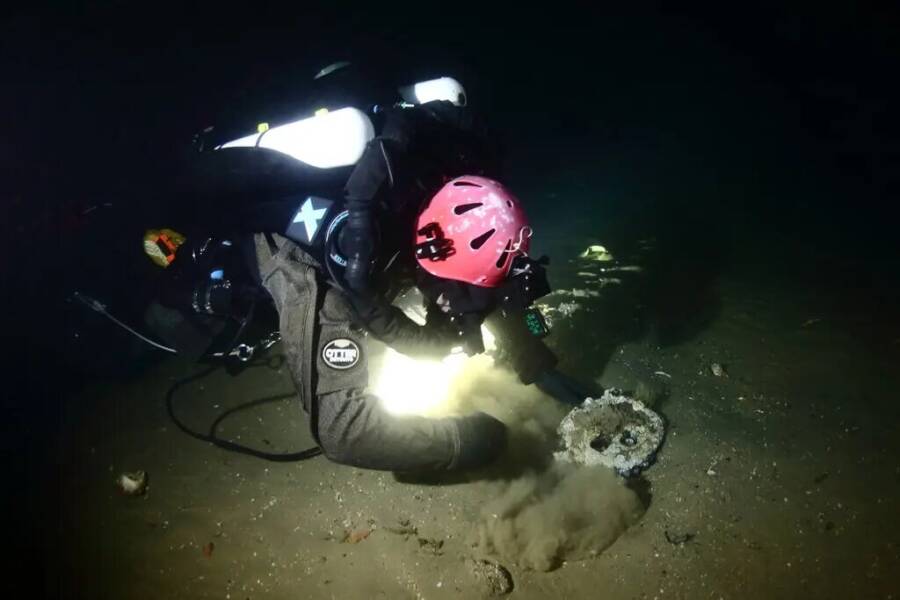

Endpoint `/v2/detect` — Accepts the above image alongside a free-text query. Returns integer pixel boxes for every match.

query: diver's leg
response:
[255,234,506,471]
[254,234,321,414]
[312,273,506,472]
[316,388,507,472]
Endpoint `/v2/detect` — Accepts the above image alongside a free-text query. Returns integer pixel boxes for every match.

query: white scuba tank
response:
[398,77,467,107]
[215,107,375,169]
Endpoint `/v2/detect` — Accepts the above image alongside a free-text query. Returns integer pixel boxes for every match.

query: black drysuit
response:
[190,102,557,471]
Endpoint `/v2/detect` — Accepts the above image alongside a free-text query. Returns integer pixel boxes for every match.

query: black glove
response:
[535,369,598,406]
[419,276,496,357]
[496,255,551,311]
[484,309,558,384]
[454,312,486,356]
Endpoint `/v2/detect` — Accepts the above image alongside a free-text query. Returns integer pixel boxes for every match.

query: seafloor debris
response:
[601,265,644,273]
[579,245,615,262]
[547,288,602,299]
[343,528,372,544]
[466,558,513,596]
[710,363,728,377]
[384,518,418,539]
[417,537,445,555]
[664,530,695,545]
[555,390,665,476]
[556,301,581,317]
[116,471,148,496]
[535,301,582,324]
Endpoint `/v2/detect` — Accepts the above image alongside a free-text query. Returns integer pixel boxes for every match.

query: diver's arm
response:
[485,309,559,385]
[342,143,387,293]
[342,109,415,292]
[487,306,597,403]
[349,294,456,359]
[342,102,497,293]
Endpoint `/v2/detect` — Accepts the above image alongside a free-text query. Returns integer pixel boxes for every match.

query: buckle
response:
[415,222,455,261]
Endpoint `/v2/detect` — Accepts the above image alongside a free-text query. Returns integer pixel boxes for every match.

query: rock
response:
[467,558,513,596]
[343,529,372,544]
[579,245,614,262]
[116,471,148,496]
[417,537,444,555]
[664,530,695,545]
[710,363,727,377]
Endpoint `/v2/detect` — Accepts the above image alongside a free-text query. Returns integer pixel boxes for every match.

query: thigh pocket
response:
[316,289,368,395]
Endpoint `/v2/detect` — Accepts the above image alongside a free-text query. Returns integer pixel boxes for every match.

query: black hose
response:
[224,295,256,354]
[164,360,322,462]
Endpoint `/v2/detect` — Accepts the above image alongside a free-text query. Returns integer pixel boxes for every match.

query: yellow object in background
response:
[143,228,186,268]
[579,244,614,262]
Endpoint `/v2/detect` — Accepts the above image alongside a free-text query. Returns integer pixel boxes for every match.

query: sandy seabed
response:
[51,234,900,599]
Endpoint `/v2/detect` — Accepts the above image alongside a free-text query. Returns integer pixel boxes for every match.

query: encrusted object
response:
[554,390,665,476]
[466,558,513,596]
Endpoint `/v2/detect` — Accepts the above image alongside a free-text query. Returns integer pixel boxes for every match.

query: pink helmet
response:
[414,176,532,287]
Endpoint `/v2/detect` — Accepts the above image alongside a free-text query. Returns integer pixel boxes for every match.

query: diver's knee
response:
[317,434,358,466]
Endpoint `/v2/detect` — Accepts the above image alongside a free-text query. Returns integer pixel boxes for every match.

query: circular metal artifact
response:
[554,389,665,476]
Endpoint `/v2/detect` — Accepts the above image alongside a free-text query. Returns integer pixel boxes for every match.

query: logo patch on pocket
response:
[322,338,360,370]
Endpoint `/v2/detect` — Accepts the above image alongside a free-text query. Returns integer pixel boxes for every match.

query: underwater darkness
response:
[3,3,900,597]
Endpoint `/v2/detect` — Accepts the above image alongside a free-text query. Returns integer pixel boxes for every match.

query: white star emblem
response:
[293,198,328,241]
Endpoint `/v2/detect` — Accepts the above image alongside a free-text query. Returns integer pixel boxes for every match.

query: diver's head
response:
[412,176,533,355]
[413,176,531,289]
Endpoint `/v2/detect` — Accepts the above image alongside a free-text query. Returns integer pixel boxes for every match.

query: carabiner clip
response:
[259,332,281,351]
[233,343,254,362]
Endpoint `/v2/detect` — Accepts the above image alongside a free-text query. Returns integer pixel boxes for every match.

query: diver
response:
[158,66,593,472]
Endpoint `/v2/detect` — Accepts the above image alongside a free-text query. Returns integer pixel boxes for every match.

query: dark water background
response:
[3,4,899,594]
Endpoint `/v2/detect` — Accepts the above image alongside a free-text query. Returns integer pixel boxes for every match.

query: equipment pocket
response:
[315,286,369,395]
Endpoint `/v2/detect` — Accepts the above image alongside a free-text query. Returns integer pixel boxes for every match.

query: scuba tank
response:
[191,64,468,291]
[215,108,375,170]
